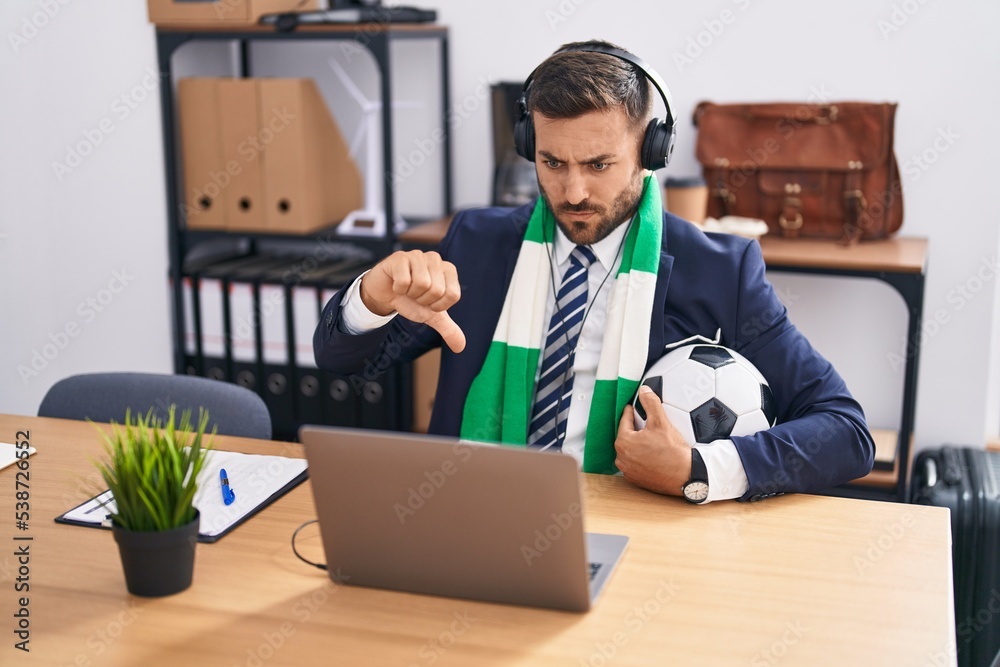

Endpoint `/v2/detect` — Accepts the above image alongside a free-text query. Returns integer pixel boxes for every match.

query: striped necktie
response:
[528,245,598,450]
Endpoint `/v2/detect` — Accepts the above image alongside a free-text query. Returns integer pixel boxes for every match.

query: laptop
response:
[299,426,628,612]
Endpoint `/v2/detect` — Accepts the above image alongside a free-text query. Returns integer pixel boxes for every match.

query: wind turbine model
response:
[327,56,419,237]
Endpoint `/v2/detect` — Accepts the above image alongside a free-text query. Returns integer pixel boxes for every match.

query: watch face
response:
[684,481,709,503]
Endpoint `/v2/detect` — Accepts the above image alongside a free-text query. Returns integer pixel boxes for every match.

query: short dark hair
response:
[526,39,652,134]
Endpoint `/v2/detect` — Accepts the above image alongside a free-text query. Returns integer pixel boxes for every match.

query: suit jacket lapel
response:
[647,249,674,367]
[462,209,529,379]
[501,210,529,297]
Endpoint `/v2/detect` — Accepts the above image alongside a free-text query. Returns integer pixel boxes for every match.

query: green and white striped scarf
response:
[459,174,662,474]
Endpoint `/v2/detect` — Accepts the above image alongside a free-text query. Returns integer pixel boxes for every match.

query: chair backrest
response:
[37,372,272,440]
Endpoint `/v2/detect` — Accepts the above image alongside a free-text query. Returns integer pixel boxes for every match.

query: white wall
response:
[1,0,998,450]
[989,231,1000,441]
[0,2,172,413]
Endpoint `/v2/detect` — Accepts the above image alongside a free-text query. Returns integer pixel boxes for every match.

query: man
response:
[314,40,874,503]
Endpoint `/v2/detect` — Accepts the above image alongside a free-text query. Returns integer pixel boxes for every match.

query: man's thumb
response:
[426,311,466,353]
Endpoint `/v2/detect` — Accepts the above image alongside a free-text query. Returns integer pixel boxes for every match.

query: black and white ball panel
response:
[633,344,777,444]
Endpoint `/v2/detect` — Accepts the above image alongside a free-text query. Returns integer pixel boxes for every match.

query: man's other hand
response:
[615,385,692,496]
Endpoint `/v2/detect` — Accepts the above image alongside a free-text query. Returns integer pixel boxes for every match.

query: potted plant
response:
[93,407,213,597]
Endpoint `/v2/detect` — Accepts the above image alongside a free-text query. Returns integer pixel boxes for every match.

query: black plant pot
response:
[112,511,200,597]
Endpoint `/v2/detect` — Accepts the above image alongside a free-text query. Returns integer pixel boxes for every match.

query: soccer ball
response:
[633,344,777,444]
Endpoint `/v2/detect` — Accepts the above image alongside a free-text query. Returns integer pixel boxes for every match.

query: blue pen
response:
[220,468,236,505]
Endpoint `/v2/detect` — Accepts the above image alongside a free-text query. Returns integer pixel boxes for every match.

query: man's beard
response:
[539,171,646,246]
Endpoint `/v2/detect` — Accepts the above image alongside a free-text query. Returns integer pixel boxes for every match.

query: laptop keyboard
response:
[588,562,603,581]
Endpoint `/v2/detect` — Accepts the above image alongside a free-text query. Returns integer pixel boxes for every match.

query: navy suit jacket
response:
[314,204,875,501]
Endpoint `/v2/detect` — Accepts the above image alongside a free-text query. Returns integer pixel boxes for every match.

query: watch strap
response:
[682,448,710,504]
[689,447,708,483]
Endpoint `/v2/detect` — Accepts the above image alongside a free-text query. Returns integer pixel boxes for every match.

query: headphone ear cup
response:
[513,103,535,162]
[641,117,675,171]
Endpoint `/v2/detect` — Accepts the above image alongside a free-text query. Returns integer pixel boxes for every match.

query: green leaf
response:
[89,404,213,532]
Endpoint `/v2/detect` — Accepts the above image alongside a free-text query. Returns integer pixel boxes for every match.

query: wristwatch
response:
[682,448,710,504]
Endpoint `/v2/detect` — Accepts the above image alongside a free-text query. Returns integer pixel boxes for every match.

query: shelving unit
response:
[758,235,928,503]
[155,23,452,439]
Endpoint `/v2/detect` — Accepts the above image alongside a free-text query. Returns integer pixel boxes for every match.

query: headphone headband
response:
[535,44,676,131]
[513,44,677,171]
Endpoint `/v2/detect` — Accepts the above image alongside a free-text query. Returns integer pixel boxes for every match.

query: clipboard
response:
[55,449,308,543]
[1,442,36,471]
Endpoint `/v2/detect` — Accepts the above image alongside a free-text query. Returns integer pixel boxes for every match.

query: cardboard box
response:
[258,78,363,234]
[147,0,325,26]
[178,79,225,230]
[216,80,269,232]
[177,77,363,234]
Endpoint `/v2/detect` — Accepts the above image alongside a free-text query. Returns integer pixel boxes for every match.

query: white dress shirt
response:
[338,219,749,503]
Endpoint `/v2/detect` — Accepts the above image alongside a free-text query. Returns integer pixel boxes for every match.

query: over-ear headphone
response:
[513,44,677,171]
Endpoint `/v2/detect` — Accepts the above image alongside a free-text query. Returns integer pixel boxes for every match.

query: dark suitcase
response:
[912,446,1000,667]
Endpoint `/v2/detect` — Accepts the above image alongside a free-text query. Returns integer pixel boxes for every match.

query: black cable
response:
[291,519,327,571]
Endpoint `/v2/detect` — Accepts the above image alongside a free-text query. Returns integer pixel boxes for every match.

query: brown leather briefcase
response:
[694,101,903,244]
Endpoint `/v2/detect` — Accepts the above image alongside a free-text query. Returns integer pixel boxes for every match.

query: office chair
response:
[37,372,272,440]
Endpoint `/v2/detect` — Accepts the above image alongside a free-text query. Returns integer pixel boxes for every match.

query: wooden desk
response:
[2,415,954,665]
[398,215,455,248]
[756,236,928,274]
[758,236,928,503]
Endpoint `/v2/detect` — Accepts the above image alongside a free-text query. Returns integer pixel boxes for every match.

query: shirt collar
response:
[551,212,634,271]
